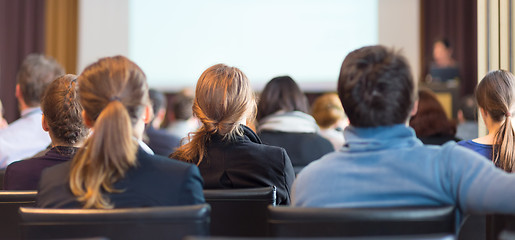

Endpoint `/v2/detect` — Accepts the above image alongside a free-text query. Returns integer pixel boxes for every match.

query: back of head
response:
[72,56,149,208]
[257,76,309,121]
[172,64,256,164]
[409,89,456,138]
[459,95,477,122]
[148,89,166,121]
[338,45,415,127]
[311,93,346,129]
[17,54,65,107]
[476,70,515,171]
[172,92,194,121]
[41,74,88,145]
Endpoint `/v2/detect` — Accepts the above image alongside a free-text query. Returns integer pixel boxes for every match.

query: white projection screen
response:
[129,0,378,92]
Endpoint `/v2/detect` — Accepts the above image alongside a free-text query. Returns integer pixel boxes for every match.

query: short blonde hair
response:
[311,93,346,128]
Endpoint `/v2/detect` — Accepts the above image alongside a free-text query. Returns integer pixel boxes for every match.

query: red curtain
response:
[421,0,478,96]
[0,0,46,122]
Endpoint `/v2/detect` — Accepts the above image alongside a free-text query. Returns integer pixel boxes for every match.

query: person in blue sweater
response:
[292,45,515,215]
[458,70,515,172]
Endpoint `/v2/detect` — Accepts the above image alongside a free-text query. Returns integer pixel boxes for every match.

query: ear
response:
[41,114,50,132]
[82,110,94,128]
[15,84,21,98]
[410,100,419,117]
[479,107,488,119]
[143,104,152,124]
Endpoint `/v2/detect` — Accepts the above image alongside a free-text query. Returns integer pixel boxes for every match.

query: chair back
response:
[457,214,486,240]
[20,204,210,240]
[0,190,37,239]
[0,169,5,189]
[203,186,276,237]
[268,205,455,237]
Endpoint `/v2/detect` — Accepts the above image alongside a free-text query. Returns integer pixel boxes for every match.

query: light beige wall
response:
[378,0,421,82]
[77,0,129,73]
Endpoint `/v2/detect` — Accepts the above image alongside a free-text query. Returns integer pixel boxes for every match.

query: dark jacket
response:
[196,125,295,205]
[146,125,181,156]
[4,146,77,190]
[259,131,334,167]
[36,147,205,208]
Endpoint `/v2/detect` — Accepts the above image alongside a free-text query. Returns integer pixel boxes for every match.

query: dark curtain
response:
[421,0,477,97]
[0,0,45,122]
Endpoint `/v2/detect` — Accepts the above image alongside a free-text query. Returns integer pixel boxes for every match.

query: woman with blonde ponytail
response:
[458,70,515,172]
[171,64,295,205]
[37,56,204,208]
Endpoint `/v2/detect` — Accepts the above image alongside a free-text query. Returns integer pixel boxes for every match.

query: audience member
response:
[0,54,64,168]
[4,75,88,190]
[145,89,181,156]
[458,70,515,172]
[37,56,204,208]
[311,93,348,150]
[171,64,294,205]
[166,91,200,140]
[257,76,334,168]
[0,100,7,129]
[292,45,515,216]
[409,89,459,145]
[456,95,478,140]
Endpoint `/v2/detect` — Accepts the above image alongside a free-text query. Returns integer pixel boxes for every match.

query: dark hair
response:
[41,74,88,145]
[337,45,415,127]
[257,76,308,121]
[476,70,515,172]
[172,93,194,120]
[459,95,477,121]
[148,89,166,120]
[409,89,456,138]
[17,54,65,107]
[435,38,451,49]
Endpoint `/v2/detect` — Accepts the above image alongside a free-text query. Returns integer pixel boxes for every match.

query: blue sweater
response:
[292,125,515,214]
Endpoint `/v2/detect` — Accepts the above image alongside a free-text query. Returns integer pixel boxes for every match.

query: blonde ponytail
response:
[70,56,149,209]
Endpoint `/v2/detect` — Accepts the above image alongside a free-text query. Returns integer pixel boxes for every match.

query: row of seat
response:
[0,187,513,240]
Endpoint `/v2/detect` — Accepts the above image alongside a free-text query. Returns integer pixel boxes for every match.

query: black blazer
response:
[196,125,295,205]
[145,125,181,156]
[259,131,334,167]
[36,147,205,208]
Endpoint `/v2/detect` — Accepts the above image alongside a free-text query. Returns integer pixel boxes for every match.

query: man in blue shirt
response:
[292,45,515,214]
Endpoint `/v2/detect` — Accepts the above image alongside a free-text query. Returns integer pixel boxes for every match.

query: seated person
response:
[456,95,478,141]
[458,70,515,172]
[293,45,515,216]
[37,56,204,208]
[257,76,334,167]
[4,75,88,190]
[0,54,64,168]
[0,100,7,129]
[145,89,180,156]
[166,91,200,140]
[409,89,460,145]
[311,93,349,150]
[171,64,294,205]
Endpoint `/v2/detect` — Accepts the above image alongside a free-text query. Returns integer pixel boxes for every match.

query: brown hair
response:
[70,56,149,208]
[17,54,65,107]
[338,46,415,127]
[409,89,456,137]
[311,93,346,128]
[41,74,88,145]
[257,76,308,121]
[171,64,256,165]
[476,70,515,172]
